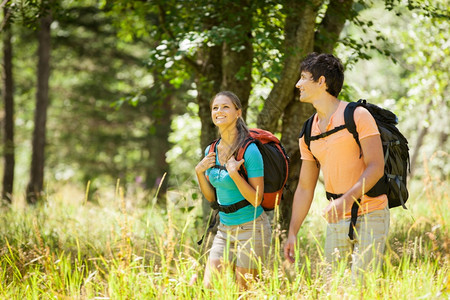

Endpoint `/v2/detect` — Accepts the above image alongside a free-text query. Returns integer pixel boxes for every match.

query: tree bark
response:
[314,0,354,54]
[256,0,321,227]
[257,0,322,133]
[196,45,223,152]
[220,0,254,120]
[198,0,255,219]
[263,0,355,229]
[410,101,432,177]
[146,77,173,204]
[279,95,316,229]
[2,5,15,203]
[196,45,223,218]
[27,9,52,204]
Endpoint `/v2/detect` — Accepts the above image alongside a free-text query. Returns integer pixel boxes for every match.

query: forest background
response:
[0,0,448,298]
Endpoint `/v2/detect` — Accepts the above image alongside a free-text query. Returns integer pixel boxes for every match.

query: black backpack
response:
[301,99,410,239]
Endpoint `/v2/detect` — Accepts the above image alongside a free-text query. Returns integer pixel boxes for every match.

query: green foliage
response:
[166,103,201,187]
[3,0,447,199]
[341,0,449,180]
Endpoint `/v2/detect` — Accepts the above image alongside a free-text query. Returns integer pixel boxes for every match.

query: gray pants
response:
[208,212,272,269]
[324,206,390,276]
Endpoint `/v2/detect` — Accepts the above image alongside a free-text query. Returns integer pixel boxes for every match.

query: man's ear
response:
[318,75,326,86]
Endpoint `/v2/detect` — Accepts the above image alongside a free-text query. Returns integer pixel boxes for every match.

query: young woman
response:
[195,91,271,290]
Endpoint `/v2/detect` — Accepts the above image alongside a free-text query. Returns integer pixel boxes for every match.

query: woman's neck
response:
[219,126,238,148]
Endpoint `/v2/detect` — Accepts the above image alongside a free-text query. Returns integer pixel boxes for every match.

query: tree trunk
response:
[27,10,52,204]
[314,0,354,54]
[196,45,223,219]
[146,78,173,204]
[257,0,321,227]
[262,0,354,230]
[410,101,432,177]
[220,0,254,120]
[2,6,15,203]
[198,0,255,220]
[279,97,316,229]
[257,0,321,133]
[197,46,223,152]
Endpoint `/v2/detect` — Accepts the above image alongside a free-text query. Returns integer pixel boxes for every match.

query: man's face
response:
[296,71,319,103]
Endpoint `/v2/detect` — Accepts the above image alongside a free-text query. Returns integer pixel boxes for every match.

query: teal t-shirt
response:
[205,141,264,226]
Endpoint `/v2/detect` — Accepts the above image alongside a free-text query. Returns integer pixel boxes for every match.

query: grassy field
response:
[0,171,448,299]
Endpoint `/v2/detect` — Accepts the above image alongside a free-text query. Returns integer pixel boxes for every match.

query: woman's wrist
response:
[228,170,240,180]
[195,165,205,175]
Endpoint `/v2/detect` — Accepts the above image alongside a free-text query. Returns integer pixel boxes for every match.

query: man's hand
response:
[284,234,297,263]
[322,197,347,223]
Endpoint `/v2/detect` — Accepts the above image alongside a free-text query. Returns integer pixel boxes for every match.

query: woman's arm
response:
[195,152,217,203]
[226,156,264,207]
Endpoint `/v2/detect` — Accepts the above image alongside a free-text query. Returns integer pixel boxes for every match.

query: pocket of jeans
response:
[239,220,257,231]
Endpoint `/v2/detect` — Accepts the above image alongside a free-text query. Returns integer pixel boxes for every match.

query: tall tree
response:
[257,0,353,227]
[145,72,174,201]
[26,3,52,204]
[111,0,358,222]
[2,3,15,203]
[104,0,440,226]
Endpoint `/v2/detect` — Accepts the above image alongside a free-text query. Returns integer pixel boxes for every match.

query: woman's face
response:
[211,95,241,128]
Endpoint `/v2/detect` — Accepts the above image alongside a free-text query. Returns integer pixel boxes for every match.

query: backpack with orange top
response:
[207,128,289,212]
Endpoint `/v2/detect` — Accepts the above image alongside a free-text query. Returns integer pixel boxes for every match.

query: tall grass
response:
[0,168,448,299]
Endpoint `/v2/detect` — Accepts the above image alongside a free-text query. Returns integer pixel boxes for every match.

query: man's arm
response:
[322,134,384,223]
[284,159,320,262]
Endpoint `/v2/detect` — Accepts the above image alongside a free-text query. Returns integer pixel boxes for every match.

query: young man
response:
[283,53,390,277]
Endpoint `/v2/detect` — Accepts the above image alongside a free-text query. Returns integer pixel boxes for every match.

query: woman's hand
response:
[195,152,216,174]
[225,156,245,175]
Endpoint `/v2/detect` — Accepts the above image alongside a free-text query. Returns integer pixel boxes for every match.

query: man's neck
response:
[313,94,341,122]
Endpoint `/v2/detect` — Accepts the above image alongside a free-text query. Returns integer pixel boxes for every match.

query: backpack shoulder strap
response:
[299,113,320,167]
[344,100,366,157]
[236,136,255,161]
[207,139,226,173]
[208,139,220,155]
[299,113,316,152]
[235,136,256,179]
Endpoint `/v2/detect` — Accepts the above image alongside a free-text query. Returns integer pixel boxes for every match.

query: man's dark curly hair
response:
[300,53,344,97]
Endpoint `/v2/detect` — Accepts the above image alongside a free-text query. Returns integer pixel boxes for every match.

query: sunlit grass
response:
[0,166,448,299]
